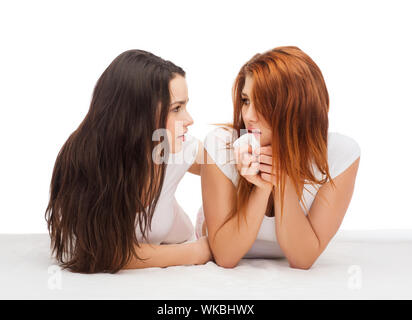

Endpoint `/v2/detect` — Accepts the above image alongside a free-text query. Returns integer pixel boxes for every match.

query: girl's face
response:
[241,74,272,147]
[166,75,193,153]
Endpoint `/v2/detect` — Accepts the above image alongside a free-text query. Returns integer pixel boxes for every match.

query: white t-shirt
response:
[135,134,199,245]
[195,126,361,258]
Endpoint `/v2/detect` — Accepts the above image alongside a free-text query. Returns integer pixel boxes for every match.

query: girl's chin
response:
[258,134,271,147]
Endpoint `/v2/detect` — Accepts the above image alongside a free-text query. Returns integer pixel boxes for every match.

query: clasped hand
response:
[234,144,277,191]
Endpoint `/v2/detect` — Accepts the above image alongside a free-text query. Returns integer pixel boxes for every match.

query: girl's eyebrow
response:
[170,98,189,106]
[241,92,248,97]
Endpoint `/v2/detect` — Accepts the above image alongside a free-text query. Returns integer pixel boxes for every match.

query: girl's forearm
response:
[122,241,199,269]
[274,177,320,269]
[211,186,272,268]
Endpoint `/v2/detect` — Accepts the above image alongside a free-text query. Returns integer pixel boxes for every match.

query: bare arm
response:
[122,237,211,269]
[274,157,361,269]
[257,145,361,269]
[201,146,272,268]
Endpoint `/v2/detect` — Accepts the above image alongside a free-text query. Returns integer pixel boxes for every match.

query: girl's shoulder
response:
[326,132,361,179]
[203,125,239,186]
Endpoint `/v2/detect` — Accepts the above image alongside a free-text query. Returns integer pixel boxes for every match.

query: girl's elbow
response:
[289,258,316,270]
[213,252,240,269]
[289,262,313,270]
[216,258,239,269]
[208,240,241,268]
[286,248,320,270]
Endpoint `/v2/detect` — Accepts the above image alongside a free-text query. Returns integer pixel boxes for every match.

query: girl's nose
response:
[185,111,194,127]
[244,104,258,123]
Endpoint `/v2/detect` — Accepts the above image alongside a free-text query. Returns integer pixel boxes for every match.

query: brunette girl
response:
[45,49,211,273]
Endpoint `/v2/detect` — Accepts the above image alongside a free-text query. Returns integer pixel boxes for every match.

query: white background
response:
[0,0,411,233]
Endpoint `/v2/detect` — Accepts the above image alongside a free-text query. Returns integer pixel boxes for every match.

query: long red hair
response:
[227,46,335,226]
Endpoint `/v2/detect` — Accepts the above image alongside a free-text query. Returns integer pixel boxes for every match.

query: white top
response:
[195,126,361,258]
[135,134,199,245]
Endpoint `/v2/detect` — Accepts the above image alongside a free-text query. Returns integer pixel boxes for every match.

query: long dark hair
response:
[45,49,185,273]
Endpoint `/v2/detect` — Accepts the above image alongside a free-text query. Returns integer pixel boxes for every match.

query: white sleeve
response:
[329,133,361,179]
[203,126,239,186]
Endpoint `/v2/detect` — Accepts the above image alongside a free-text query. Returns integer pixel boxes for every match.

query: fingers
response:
[261,172,277,185]
[259,163,273,174]
[233,143,277,189]
[235,142,269,178]
[240,155,259,176]
[241,152,254,166]
[235,143,256,169]
[259,146,272,156]
[249,161,260,175]
[236,143,252,155]
[234,144,250,165]
[258,154,272,165]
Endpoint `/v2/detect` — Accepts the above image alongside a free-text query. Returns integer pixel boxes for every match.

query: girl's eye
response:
[172,106,181,112]
[241,98,250,106]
